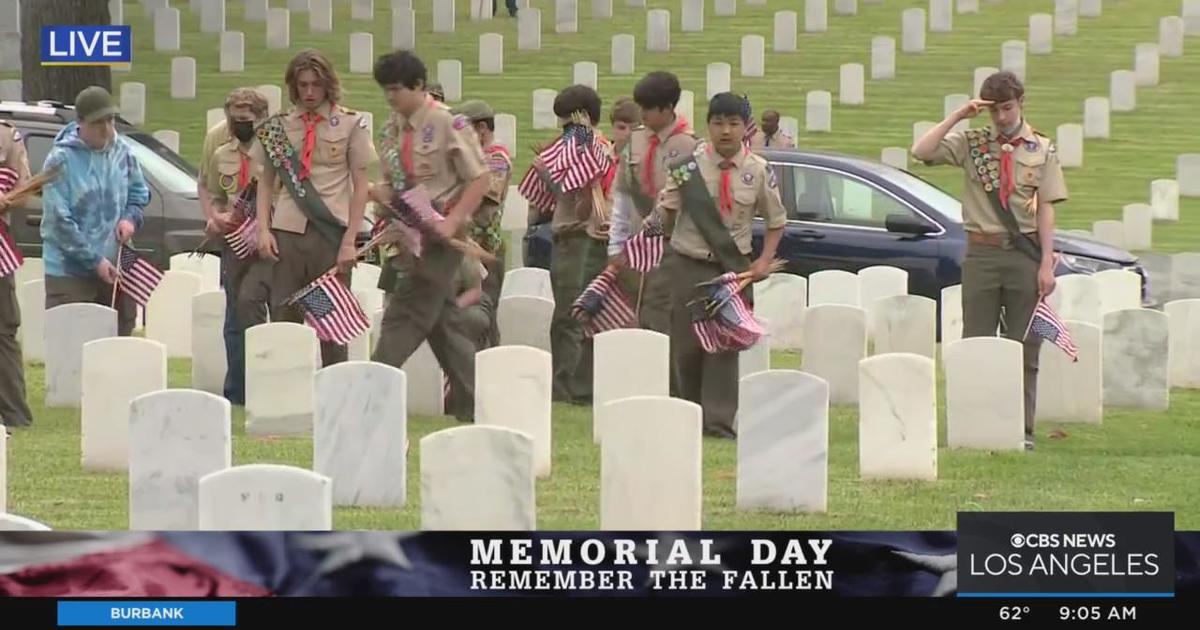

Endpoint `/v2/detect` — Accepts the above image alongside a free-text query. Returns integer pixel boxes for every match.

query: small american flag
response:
[1025,297,1079,362]
[224,215,258,259]
[517,138,567,215]
[623,219,666,273]
[570,267,636,336]
[116,245,165,306]
[689,272,765,353]
[741,95,758,148]
[294,272,370,346]
[0,166,18,194]
[0,222,22,279]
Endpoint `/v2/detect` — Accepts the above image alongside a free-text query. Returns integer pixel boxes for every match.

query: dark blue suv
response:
[523,148,1149,306]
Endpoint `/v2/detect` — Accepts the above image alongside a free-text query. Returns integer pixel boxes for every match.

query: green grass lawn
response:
[6,352,1200,531]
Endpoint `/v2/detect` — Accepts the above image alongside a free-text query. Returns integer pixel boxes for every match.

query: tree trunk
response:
[19,0,112,104]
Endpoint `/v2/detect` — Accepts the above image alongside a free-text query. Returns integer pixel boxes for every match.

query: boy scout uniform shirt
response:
[470,144,512,252]
[248,103,376,234]
[205,137,262,216]
[921,122,1069,234]
[381,98,489,219]
[748,129,796,149]
[618,120,700,210]
[0,121,32,221]
[197,120,229,182]
[656,143,788,260]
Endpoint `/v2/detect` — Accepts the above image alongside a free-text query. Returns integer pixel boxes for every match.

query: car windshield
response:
[124,132,198,198]
[872,165,964,223]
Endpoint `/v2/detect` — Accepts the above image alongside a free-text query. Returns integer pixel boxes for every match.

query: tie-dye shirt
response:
[40,122,150,278]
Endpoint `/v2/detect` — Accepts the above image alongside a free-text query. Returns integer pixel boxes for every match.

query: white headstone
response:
[199,464,332,530]
[1055,123,1083,168]
[940,284,963,347]
[1160,16,1185,57]
[872,295,936,359]
[1083,96,1110,139]
[0,79,18,101]
[881,147,908,170]
[475,346,552,477]
[420,426,536,530]
[592,0,613,18]
[478,33,503,75]
[1151,179,1179,221]
[627,0,645,5]
[1186,0,1200,35]
[497,296,554,352]
[1171,253,1200,299]
[676,90,694,127]
[169,57,196,100]
[835,0,858,16]
[1166,300,1200,388]
[600,397,701,530]
[79,338,167,472]
[207,108,225,130]
[1180,155,1200,197]
[739,323,771,379]
[436,60,462,102]
[780,116,800,141]
[18,280,44,363]
[1135,43,1160,87]
[804,0,827,32]
[433,0,456,33]
[495,114,517,156]
[145,270,201,358]
[647,9,670,52]
[532,88,558,130]
[945,337,1024,450]
[858,265,907,334]
[1036,321,1102,423]
[0,514,51,531]
[555,0,578,33]
[771,11,797,52]
[313,362,408,507]
[1079,0,1101,17]
[501,267,553,300]
[809,269,859,306]
[1001,40,1027,82]
[1110,70,1136,112]
[872,36,896,79]
[14,258,42,298]
[611,34,635,74]
[682,0,704,31]
[858,353,937,480]
[109,0,123,24]
[217,31,245,74]
[267,8,290,49]
[957,0,978,13]
[1094,269,1142,315]
[154,7,180,51]
[190,292,226,395]
[573,61,598,89]
[518,9,540,51]
[754,274,806,350]
[308,0,332,32]
[839,63,865,106]
[1049,274,1102,326]
[341,32,373,75]
[288,0,310,10]
[803,305,866,404]
[201,0,226,32]
[1103,309,1169,410]
[593,329,669,442]
[129,390,232,530]
[1122,203,1153,251]
[929,0,952,32]
[912,121,935,145]
[741,35,765,77]
[1055,0,1077,35]
[402,341,444,416]
[1091,220,1125,249]
[352,0,374,21]
[737,370,828,512]
[245,323,317,435]
[1028,13,1053,54]
[169,253,220,292]
[944,94,969,132]
[0,32,14,72]
[245,0,268,21]
[902,8,926,53]
[706,62,732,99]
[393,8,415,49]
[805,90,832,132]
[118,82,146,128]
[973,66,998,97]
[45,304,117,408]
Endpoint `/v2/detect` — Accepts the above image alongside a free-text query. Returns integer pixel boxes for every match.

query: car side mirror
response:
[885,212,936,235]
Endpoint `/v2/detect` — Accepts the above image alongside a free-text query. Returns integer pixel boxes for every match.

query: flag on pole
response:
[292,272,370,346]
[623,219,666,273]
[570,267,637,336]
[0,222,22,279]
[741,94,758,148]
[688,271,768,353]
[1024,297,1079,362]
[116,245,164,307]
[224,215,258,259]
[0,166,18,195]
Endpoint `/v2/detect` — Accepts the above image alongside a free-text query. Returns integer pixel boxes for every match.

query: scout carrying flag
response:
[115,245,165,307]
[223,184,259,259]
[569,266,637,337]
[517,111,614,217]
[0,166,22,277]
[372,184,494,262]
[287,270,370,346]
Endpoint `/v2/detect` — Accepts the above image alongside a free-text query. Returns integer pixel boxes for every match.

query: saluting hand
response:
[955,99,994,121]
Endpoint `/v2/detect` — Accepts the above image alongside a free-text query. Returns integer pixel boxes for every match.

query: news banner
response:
[0,512,1196,626]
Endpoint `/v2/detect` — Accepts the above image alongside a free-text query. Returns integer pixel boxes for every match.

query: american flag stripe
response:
[0,166,18,194]
[0,222,22,278]
[225,216,258,259]
[297,273,370,346]
[690,272,764,353]
[1025,297,1079,361]
[117,246,164,306]
[570,267,636,336]
[623,222,665,273]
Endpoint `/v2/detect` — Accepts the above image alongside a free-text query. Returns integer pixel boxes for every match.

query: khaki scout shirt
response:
[0,121,31,226]
[248,102,377,234]
[748,129,796,150]
[551,132,614,241]
[617,119,700,208]
[198,119,229,181]
[656,143,788,260]
[205,137,263,217]
[922,121,1069,234]
[380,97,489,214]
[469,144,512,252]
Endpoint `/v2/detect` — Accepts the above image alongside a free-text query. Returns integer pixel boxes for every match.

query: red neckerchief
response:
[707,143,747,217]
[643,116,690,199]
[299,105,333,180]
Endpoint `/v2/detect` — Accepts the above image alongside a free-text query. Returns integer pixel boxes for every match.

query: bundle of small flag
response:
[288,271,370,346]
[223,185,259,259]
[116,245,165,306]
[623,217,666,273]
[517,112,614,215]
[0,166,24,278]
[1025,296,1079,362]
[570,266,637,336]
[374,185,493,261]
[687,260,783,353]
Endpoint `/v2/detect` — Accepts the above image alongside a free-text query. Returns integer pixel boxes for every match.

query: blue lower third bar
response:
[958,593,1175,598]
[58,601,236,626]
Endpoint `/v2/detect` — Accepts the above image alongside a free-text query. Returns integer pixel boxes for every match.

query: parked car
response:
[523,147,1150,310]
[1,100,376,270]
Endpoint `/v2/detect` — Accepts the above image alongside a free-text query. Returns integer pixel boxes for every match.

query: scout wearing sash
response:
[368,49,491,423]
[450,99,511,348]
[249,50,376,368]
[911,71,1067,451]
[540,85,613,405]
[205,87,269,406]
[0,118,33,430]
[609,71,700,336]
[748,109,796,149]
[654,93,787,439]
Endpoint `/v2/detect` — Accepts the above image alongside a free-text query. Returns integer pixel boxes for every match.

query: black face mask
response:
[232,120,255,143]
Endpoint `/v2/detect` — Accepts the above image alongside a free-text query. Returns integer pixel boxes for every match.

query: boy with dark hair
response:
[369,49,491,422]
[911,70,1067,451]
[655,92,787,439]
[610,71,699,336]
